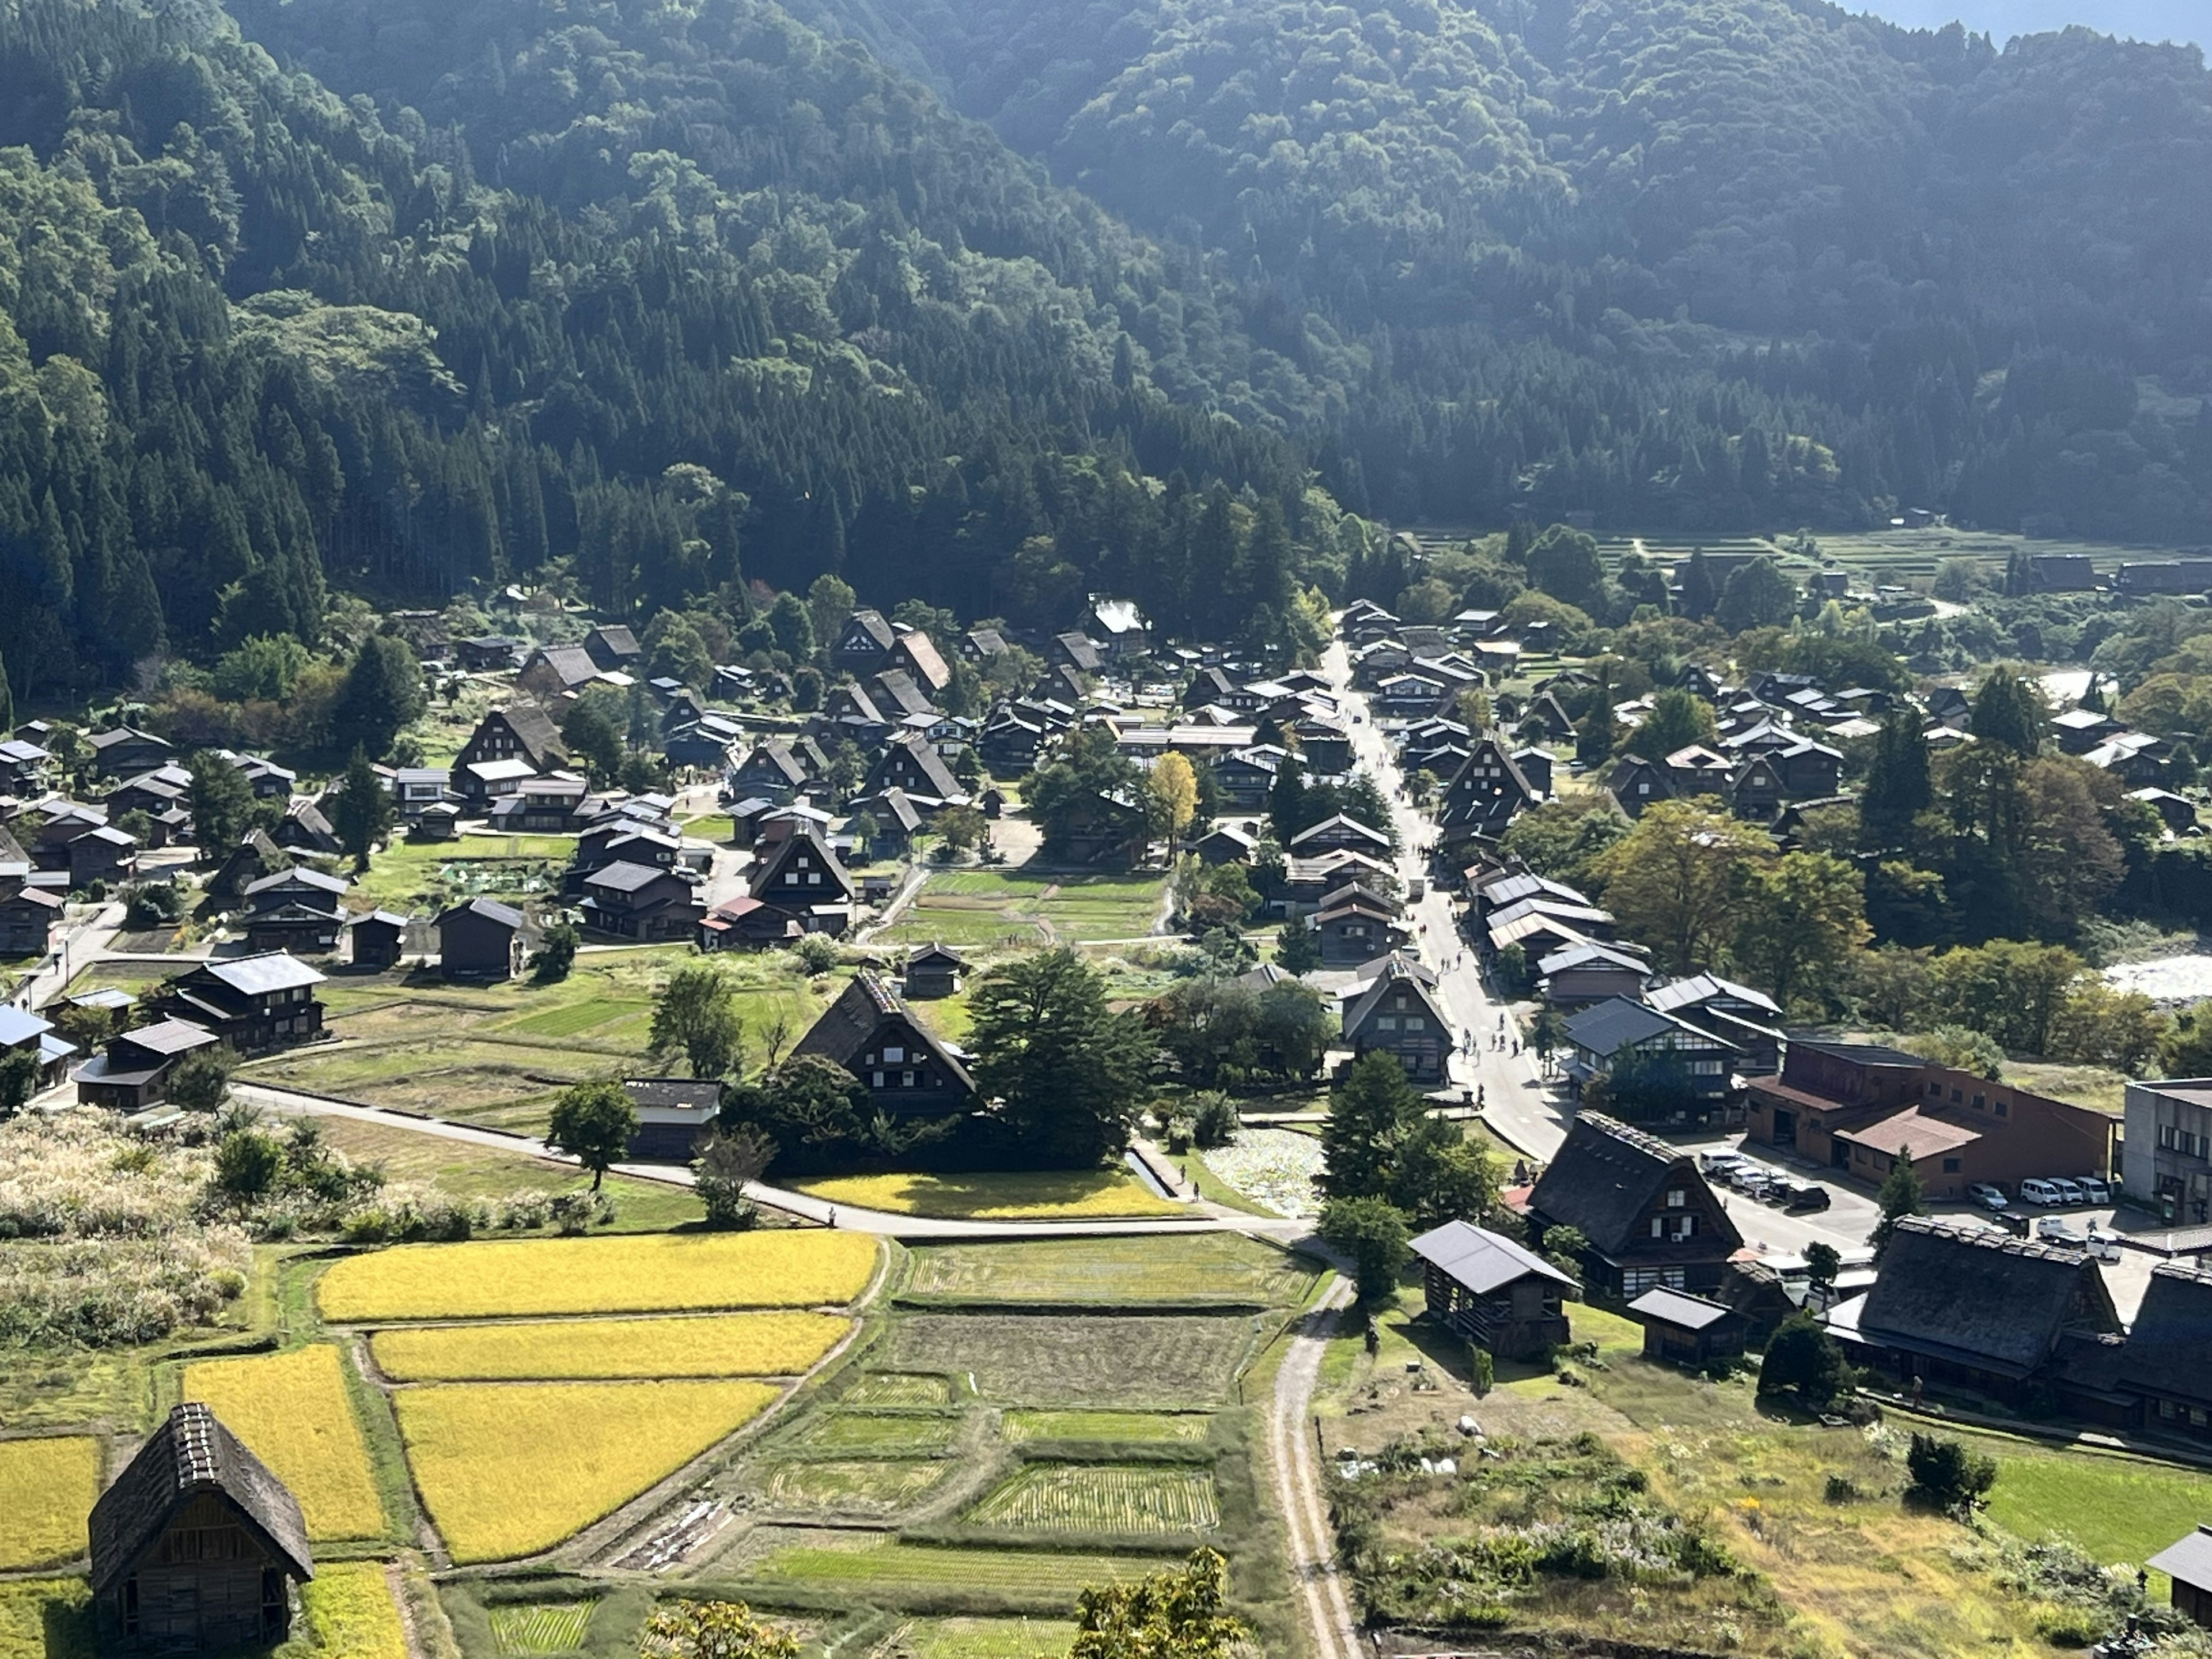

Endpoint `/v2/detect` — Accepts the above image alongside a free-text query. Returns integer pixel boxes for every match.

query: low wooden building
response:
[72,1019,222,1113]
[435,899,527,980]
[2149,1525,2212,1630]
[90,1402,313,1654]
[621,1078,723,1162]
[1339,957,1452,1084]
[1627,1287,1748,1368]
[150,956,325,1054]
[902,944,965,1001]
[345,911,410,971]
[1410,1220,1574,1360]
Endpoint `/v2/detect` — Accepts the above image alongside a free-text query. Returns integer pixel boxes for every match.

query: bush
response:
[213,1131,282,1200]
[1905,1432,1997,1510]
[529,922,579,984]
[788,934,840,976]
[1469,1346,1494,1396]
[1190,1091,1240,1149]
[1756,1312,1854,1411]
[123,882,188,929]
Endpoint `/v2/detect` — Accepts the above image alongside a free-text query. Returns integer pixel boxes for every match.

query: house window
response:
[1972,1093,1985,1109]
[871,1071,885,1087]
[884,1047,905,1063]
[1675,1215,1696,1240]
[1376,1016,1397,1031]
[2162,1400,2179,1419]
[1650,1217,1665,1238]
[902,1070,916,1087]
[1666,1189,1686,1208]
[1994,1101,2008,1117]
[1950,1087,1963,1103]
[2164,1124,2179,1150]
[1926,1081,1940,1096]
[1942,1157,1963,1173]
[1406,1017,1425,1031]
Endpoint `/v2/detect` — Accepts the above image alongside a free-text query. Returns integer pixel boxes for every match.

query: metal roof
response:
[202,953,328,995]
[2148,1527,2212,1589]
[1627,1287,1737,1331]
[1410,1220,1577,1295]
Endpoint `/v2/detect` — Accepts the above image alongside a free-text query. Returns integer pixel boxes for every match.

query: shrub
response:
[1823,1474,1861,1503]
[789,935,840,977]
[529,922,580,984]
[1756,1312,1854,1410]
[694,1127,773,1230]
[168,1049,235,1114]
[1469,1346,1494,1396]
[1163,1116,1195,1154]
[213,1131,282,1200]
[1190,1091,1240,1149]
[122,882,188,929]
[1905,1432,1997,1510]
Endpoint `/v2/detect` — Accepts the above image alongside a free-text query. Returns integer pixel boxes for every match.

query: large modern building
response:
[2123,1077,2212,1224]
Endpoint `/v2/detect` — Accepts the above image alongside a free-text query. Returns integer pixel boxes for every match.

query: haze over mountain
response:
[1863,0,2203,48]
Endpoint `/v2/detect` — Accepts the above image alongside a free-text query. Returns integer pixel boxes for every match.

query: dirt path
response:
[1271,1272,1361,1659]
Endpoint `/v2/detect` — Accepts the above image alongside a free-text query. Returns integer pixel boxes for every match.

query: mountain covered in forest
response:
[0,0,2207,696]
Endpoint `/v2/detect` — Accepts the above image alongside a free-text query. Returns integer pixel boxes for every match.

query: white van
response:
[2049,1177,2088,1206]
[2018,1179,2063,1206]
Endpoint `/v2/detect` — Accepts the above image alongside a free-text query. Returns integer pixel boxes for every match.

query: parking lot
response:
[1691,1134,2164,1321]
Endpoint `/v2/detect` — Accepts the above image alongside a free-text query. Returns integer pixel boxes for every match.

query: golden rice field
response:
[300,1562,408,1659]
[368,1312,853,1381]
[0,1437,100,1569]
[317,1230,879,1322]
[182,1346,386,1540]
[393,1380,778,1562]
[793,1170,1179,1221]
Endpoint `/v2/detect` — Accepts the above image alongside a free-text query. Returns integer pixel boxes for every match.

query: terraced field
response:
[1001,1411,1211,1445]
[906,1235,1313,1304]
[762,1459,955,1514]
[487,1601,598,1655]
[967,1465,1219,1535]
[744,1539,1166,1603]
[789,1412,960,1455]
[883,1315,1259,1406]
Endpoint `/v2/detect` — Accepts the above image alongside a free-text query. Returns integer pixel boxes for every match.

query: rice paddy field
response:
[966,1465,1219,1535]
[789,1412,961,1455]
[394,1380,780,1562]
[905,1234,1313,1305]
[317,1230,880,1321]
[1000,1411,1211,1444]
[298,1562,408,1659]
[0,1580,90,1659]
[762,1459,956,1515]
[743,1539,1165,1604]
[876,871,1166,947]
[0,1438,100,1570]
[368,1312,853,1381]
[866,1618,1076,1658]
[181,1346,387,1541]
[795,1170,1180,1221]
[486,1601,597,1657]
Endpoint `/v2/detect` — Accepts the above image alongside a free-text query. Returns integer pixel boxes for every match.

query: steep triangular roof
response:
[1528,1113,1742,1259]
[791,971,974,1094]
[90,1403,312,1593]
[1858,1216,2119,1380]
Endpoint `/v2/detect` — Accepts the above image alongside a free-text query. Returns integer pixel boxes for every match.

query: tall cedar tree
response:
[1970,666,2046,756]
[331,747,395,868]
[967,948,1153,1165]
[332,637,427,761]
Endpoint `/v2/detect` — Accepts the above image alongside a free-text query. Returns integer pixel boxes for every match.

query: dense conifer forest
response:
[0,0,2207,692]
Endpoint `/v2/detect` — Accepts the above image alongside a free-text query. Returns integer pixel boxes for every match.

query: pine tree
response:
[331,747,396,870]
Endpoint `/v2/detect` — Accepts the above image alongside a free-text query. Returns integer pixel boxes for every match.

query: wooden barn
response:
[89,1402,313,1654]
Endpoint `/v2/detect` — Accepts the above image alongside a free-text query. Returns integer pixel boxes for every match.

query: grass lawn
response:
[2000,1061,2127,1117]
[795,1169,1180,1221]
[904,1235,1314,1305]
[1950,1427,2212,1569]
[879,870,1166,947]
[307,1117,703,1231]
[351,838,573,912]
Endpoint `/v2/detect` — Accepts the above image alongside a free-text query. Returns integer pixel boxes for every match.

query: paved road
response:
[1318,643,1567,1158]
[14,900,126,1013]
[235,1080,1317,1245]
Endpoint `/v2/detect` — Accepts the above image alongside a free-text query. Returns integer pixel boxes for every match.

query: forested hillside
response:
[0,0,1348,698]
[780,0,2212,536]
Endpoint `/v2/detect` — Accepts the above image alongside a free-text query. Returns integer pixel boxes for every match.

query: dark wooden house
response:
[1312,884,1407,967]
[91,1402,313,1654]
[150,956,326,1054]
[2149,1527,2212,1630]
[0,883,63,955]
[72,1019,222,1112]
[1410,1220,1574,1360]
[621,1078,723,1161]
[435,898,527,979]
[240,867,350,955]
[1525,1113,1743,1298]
[345,911,410,971]
[1627,1287,1748,1367]
[86,726,173,778]
[578,862,706,941]
[1339,957,1451,1084]
[208,832,289,905]
[791,972,975,1118]
[902,944,965,1001]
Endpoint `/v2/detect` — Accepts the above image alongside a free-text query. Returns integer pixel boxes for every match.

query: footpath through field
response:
[233,1080,1316,1246]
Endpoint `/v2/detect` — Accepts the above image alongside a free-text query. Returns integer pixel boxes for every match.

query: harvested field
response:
[368,1313,851,1381]
[843,1374,956,1407]
[744,1539,1163,1602]
[317,1231,878,1321]
[0,1437,100,1569]
[883,1315,1257,1406]
[181,1346,385,1540]
[761,1459,954,1514]
[967,1464,1218,1534]
[906,1235,1311,1304]
[789,1412,959,1455]
[395,1380,778,1562]
[796,1171,1177,1221]
[1001,1411,1210,1445]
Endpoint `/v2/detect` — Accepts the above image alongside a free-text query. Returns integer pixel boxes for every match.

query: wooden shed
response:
[1410,1219,1575,1360]
[2149,1524,2212,1628]
[1627,1287,1748,1368]
[902,944,965,1001]
[90,1403,313,1654]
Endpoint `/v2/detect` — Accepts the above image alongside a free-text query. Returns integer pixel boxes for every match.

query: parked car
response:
[2036,1217,2085,1243]
[2049,1177,2088,1206]
[1784,1183,1832,1213]
[2075,1175,2113,1205]
[1700,1151,1750,1177]
[1966,1183,2010,1211]
[2018,1179,2063,1206]
[2083,1224,2122,1262]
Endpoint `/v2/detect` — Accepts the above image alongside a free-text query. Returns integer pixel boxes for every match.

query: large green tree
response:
[547,1081,638,1191]
[1622,687,1718,760]
[331,636,426,761]
[330,747,395,869]
[967,948,1154,1165]
[1732,853,1870,1012]
[1590,800,1771,976]
[652,963,747,1079]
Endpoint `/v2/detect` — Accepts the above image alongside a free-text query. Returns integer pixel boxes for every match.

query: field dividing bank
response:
[796,1170,1179,1221]
[0,1437,101,1570]
[904,1234,1316,1305]
[396,1379,780,1562]
[181,1345,387,1541]
[317,1231,880,1321]
[366,1312,853,1381]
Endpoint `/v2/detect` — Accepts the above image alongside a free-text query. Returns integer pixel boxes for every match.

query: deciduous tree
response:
[547,1080,638,1191]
